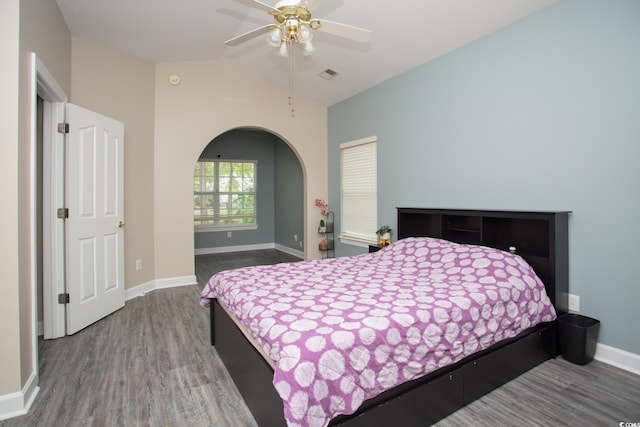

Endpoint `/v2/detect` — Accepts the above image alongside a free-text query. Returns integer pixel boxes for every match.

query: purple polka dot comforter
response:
[199,237,557,427]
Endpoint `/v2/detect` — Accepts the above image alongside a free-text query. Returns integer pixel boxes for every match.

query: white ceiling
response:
[56,0,558,106]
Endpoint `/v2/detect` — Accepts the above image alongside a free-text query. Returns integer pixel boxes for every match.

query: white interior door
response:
[66,104,125,335]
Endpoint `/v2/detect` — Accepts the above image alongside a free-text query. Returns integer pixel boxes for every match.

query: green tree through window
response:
[194,159,257,227]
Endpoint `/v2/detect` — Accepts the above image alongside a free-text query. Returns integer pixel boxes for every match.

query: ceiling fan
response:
[226,0,372,56]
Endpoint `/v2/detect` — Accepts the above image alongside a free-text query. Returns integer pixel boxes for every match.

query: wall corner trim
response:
[0,372,39,421]
[125,275,197,301]
[274,243,304,259]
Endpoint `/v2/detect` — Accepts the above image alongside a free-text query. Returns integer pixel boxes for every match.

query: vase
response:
[379,232,391,246]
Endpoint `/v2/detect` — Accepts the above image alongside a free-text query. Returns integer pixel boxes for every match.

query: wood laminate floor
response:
[2,249,639,426]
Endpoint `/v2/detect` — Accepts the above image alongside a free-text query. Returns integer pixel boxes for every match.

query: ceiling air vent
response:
[319,68,339,80]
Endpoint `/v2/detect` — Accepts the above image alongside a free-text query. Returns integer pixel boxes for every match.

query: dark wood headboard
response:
[396,208,570,314]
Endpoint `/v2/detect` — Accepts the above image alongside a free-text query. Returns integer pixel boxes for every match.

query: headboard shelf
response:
[442,214,482,244]
[397,208,570,313]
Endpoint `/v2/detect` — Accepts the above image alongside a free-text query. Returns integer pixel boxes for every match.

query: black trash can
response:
[558,314,600,365]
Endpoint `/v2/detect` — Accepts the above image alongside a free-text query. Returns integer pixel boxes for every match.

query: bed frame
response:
[209,208,570,426]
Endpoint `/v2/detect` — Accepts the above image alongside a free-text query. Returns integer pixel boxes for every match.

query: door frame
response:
[33,54,67,342]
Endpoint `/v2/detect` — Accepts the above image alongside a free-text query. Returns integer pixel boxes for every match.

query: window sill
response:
[339,235,377,248]
[195,224,258,233]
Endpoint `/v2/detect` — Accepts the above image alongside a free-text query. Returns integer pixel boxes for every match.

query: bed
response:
[200,208,570,426]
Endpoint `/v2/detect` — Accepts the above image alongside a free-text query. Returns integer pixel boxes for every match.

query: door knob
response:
[118,221,126,228]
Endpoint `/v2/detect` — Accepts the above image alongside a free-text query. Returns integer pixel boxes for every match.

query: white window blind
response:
[340,137,377,243]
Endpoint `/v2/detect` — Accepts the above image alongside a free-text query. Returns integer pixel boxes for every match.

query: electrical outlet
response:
[135,259,142,271]
[568,294,580,312]
[294,234,298,241]
[227,231,232,238]
[299,241,303,248]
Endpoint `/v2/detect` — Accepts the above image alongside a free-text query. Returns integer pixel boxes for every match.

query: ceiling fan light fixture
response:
[279,41,289,57]
[297,23,313,43]
[284,17,299,41]
[303,41,315,56]
[266,27,282,47]
[224,0,372,117]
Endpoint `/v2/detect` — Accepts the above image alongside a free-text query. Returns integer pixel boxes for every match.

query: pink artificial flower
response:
[315,198,328,216]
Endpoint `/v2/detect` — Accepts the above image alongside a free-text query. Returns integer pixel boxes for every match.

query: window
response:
[340,136,377,245]
[194,159,257,230]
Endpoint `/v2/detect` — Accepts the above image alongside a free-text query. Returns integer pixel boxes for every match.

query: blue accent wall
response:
[195,129,303,251]
[328,0,640,354]
[274,142,304,251]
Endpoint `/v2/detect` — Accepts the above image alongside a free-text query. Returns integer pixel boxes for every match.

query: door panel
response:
[104,233,119,291]
[79,237,97,301]
[66,104,125,335]
[78,126,95,217]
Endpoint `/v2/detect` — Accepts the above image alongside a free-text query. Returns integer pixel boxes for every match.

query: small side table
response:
[368,244,382,253]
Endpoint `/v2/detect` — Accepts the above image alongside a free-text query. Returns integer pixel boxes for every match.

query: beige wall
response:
[17,0,71,389]
[0,0,22,396]
[70,37,157,289]
[153,61,327,280]
[1,0,71,397]
[20,0,71,95]
[2,0,327,406]
[69,42,328,286]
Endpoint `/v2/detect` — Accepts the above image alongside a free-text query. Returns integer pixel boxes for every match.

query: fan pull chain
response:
[288,41,295,117]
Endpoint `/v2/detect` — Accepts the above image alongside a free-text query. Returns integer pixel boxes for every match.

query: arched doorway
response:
[192,128,304,259]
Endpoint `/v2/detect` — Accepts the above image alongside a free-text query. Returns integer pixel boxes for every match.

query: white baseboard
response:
[595,343,640,376]
[194,243,274,255]
[125,275,197,301]
[0,372,39,421]
[195,243,304,259]
[36,278,201,335]
[130,245,303,301]
[274,243,304,259]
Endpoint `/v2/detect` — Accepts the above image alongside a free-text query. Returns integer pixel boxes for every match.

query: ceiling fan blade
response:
[300,0,324,10]
[313,19,372,43]
[225,25,276,46]
[232,0,280,14]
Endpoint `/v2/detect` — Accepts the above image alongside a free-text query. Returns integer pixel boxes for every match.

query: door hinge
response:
[57,208,69,219]
[58,293,70,304]
[57,122,69,134]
